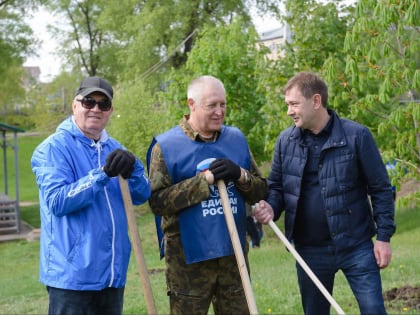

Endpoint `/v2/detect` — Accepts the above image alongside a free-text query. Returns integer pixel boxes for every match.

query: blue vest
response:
[155,125,250,264]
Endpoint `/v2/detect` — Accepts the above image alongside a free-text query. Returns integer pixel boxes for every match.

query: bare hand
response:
[374,240,392,269]
[204,170,215,185]
[252,200,274,224]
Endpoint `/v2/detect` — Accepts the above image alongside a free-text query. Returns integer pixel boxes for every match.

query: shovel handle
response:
[119,176,158,315]
[217,180,258,315]
[268,220,345,315]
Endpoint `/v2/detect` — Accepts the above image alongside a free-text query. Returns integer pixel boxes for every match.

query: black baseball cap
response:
[75,76,113,101]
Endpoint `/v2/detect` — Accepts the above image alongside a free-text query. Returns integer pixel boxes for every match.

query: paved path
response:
[0,221,39,242]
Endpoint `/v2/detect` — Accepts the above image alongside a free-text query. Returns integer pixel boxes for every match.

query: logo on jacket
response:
[196,158,238,217]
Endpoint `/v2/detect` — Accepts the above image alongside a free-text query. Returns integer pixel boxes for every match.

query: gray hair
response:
[187,75,225,104]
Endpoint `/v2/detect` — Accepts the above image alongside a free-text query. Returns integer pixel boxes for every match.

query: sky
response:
[23,7,282,82]
[23,9,62,82]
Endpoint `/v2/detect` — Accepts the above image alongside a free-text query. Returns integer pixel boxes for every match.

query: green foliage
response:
[39,1,284,163]
[187,19,264,131]
[107,79,175,161]
[44,0,118,78]
[252,66,292,158]
[160,18,272,161]
[0,0,41,113]
[331,0,420,186]
[283,0,352,72]
[0,64,26,113]
[259,0,355,156]
[29,72,79,133]
[280,0,356,117]
[0,112,35,130]
[101,0,251,86]
[22,0,419,203]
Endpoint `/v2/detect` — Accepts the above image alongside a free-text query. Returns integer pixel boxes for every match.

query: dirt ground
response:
[384,285,420,312]
[383,179,420,312]
[397,179,420,198]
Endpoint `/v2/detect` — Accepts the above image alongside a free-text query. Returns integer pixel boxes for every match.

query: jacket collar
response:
[57,116,110,146]
[324,109,347,149]
[290,109,346,149]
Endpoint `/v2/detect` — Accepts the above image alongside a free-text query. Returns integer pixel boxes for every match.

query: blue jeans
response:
[47,286,124,315]
[295,240,387,315]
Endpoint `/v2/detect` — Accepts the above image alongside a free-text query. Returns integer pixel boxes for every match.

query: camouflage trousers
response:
[165,235,250,315]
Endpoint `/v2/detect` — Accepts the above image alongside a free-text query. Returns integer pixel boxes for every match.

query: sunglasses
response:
[76,97,112,111]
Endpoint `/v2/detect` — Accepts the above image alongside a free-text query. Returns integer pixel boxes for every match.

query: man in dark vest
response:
[147,75,267,315]
[254,71,395,315]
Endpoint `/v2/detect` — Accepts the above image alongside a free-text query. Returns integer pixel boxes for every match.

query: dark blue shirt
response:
[293,116,333,246]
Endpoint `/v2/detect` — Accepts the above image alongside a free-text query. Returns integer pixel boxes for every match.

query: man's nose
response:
[214,105,225,114]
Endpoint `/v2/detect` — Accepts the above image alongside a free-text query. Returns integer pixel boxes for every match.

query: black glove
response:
[209,158,241,182]
[104,149,136,179]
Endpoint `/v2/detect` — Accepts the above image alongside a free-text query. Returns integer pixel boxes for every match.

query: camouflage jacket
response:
[148,115,267,237]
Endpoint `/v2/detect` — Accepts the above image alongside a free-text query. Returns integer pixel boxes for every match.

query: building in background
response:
[23,66,41,87]
[258,25,291,60]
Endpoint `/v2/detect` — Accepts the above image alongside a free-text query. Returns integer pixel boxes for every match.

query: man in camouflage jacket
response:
[147,75,267,315]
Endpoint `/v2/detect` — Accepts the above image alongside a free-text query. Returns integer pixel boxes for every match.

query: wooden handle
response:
[217,180,258,315]
[268,220,345,315]
[119,176,158,315]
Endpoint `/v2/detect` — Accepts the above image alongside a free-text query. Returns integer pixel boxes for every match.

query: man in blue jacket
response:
[254,72,396,315]
[31,76,151,315]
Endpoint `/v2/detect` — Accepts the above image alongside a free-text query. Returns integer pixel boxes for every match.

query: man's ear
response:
[313,94,322,109]
[187,98,195,111]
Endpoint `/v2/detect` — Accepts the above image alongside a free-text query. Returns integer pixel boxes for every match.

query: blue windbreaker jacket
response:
[31,117,151,290]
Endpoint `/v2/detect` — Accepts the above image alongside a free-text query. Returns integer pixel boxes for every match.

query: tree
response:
[101,0,281,87]
[106,0,248,88]
[102,0,282,163]
[44,0,120,80]
[327,0,420,206]
[281,0,353,73]
[106,79,168,161]
[258,0,355,156]
[0,0,38,113]
[108,17,275,163]
[29,71,79,132]
[155,18,271,161]
[39,0,282,115]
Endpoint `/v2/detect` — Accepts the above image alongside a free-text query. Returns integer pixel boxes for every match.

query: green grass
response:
[1,133,419,314]
[19,204,41,228]
[1,205,419,315]
[0,133,46,202]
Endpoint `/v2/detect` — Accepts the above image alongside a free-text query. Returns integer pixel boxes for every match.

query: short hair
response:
[187,75,225,104]
[284,72,328,107]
